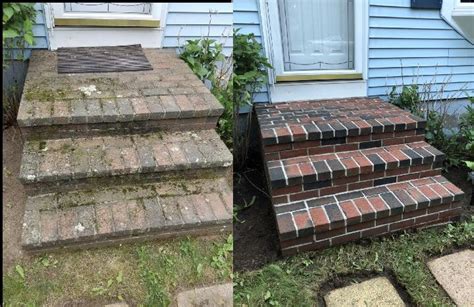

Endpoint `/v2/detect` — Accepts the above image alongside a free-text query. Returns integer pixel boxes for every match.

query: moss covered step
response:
[267,141,444,205]
[274,176,464,256]
[256,97,426,161]
[17,49,223,139]
[19,129,232,194]
[21,177,232,252]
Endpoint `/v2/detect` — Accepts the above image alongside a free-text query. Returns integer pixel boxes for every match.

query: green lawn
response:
[234,219,473,306]
[3,234,232,306]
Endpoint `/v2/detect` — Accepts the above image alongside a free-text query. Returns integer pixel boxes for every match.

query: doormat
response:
[57,44,153,74]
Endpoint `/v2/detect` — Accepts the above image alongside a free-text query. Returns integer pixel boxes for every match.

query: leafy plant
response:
[179,36,233,148]
[388,83,473,168]
[3,3,37,66]
[233,29,273,169]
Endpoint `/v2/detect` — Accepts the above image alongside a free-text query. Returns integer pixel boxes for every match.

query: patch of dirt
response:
[2,126,30,272]
[316,269,414,306]
[233,154,279,272]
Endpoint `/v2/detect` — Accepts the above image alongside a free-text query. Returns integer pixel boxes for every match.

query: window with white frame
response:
[263,0,367,82]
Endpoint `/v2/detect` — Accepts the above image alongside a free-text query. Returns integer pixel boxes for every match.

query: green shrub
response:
[179,38,233,149]
[3,3,37,66]
[233,29,272,169]
[388,85,473,169]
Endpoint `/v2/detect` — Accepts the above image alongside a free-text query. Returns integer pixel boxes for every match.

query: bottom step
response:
[22,177,232,252]
[275,176,464,256]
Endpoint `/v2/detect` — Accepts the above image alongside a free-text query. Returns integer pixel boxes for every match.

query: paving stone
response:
[176,283,232,307]
[428,249,474,307]
[324,277,405,307]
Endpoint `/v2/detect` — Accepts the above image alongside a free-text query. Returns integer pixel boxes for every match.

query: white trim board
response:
[269,79,367,103]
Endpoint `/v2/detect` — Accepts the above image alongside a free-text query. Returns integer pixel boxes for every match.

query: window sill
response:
[275,73,363,82]
[54,18,160,28]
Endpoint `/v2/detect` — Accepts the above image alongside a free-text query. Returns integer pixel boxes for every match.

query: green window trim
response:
[54,18,160,28]
[276,73,363,82]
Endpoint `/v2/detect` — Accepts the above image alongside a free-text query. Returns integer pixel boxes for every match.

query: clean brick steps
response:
[275,176,464,256]
[22,177,232,251]
[19,130,232,194]
[268,141,444,204]
[256,97,426,161]
[17,49,223,139]
[256,97,464,256]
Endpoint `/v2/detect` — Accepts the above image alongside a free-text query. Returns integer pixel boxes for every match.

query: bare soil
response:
[3,126,30,272]
[233,153,474,272]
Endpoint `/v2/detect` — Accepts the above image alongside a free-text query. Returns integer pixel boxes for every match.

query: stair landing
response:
[256,98,464,256]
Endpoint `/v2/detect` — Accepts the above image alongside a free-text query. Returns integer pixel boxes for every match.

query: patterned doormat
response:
[57,44,153,74]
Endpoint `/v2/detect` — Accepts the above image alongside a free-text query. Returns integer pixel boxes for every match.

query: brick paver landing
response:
[18,48,232,252]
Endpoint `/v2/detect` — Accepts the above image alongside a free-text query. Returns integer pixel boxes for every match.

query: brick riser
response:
[20,116,220,140]
[263,129,424,161]
[22,167,230,195]
[280,202,461,256]
[271,167,442,204]
[275,176,464,256]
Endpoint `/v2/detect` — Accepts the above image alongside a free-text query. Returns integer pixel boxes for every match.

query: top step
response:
[256,97,426,147]
[17,49,223,139]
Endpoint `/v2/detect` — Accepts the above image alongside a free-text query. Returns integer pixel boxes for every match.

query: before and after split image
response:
[2,1,473,306]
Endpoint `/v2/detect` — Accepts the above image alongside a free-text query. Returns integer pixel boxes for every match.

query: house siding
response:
[368,0,474,99]
[4,3,49,60]
[234,0,269,103]
[162,3,233,55]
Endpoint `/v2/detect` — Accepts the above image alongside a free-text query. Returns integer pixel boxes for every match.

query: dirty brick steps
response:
[256,98,465,256]
[17,49,233,251]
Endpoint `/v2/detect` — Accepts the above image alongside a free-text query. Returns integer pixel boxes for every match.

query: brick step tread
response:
[275,175,464,242]
[20,129,232,185]
[22,177,232,250]
[268,141,444,190]
[280,201,461,256]
[256,97,425,146]
[17,49,223,129]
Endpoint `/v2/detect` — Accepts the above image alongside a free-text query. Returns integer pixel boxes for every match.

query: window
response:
[278,0,355,72]
[64,3,152,14]
[441,0,474,44]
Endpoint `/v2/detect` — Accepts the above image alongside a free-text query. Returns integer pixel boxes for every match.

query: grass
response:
[3,234,233,306]
[234,218,474,306]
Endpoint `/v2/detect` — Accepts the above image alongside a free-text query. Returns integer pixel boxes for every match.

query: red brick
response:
[266,143,292,153]
[348,180,373,190]
[273,185,302,196]
[285,164,301,179]
[361,225,388,238]
[273,195,289,205]
[398,173,419,181]
[280,235,313,249]
[316,227,346,240]
[309,146,334,155]
[405,135,425,143]
[277,213,296,240]
[371,132,394,140]
[353,198,375,221]
[347,135,371,143]
[390,219,415,231]
[280,149,307,159]
[382,138,405,146]
[376,214,402,226]
[347,220,375,232]
[415,213,439,224]
[403,209,426,219]
[95,204,113,235]
[340,201,361,225]
[264,152,280,161]
[331,231,361,246]
[419,169,442,177]
[289,190,319,202]
[334,144,358,152]
[298,239,330,252]
[309,207,330,233]
[339,157,360,176]
[333,175,359,186]
[386,167,409,176]
[367,196,390,218]
[353,155,372,174]
[293,140,321,149]
[360,170,385,181]
[387,182,412,192]
[293,210,313,233]
[320,185,347,196]
[289,125,306,141]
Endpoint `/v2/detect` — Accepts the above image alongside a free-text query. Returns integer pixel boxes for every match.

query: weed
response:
[233,195,256,223]
[234,219,474,306]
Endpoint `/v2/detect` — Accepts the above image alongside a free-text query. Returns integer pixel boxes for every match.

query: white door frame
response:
[259,0,369,102]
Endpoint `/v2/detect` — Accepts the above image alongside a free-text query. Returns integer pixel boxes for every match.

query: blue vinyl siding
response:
[162,3,233,56]
[4,3,49,60]
[234,0,269,104]
[368,0,474,98]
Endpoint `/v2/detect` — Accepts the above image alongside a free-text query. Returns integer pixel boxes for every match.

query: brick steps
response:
[17,49,223,139]
[268,141,444,204]
[257,97,426,161]
[256,97,464,255]
[275,176,464,256]
[20,130,232,194]
[21,177,232,251]
[18,48,233,252]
